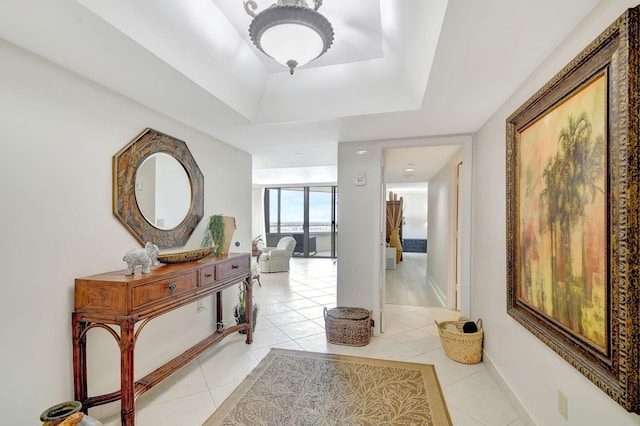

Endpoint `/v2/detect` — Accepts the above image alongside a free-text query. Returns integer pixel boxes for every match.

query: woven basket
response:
[157,246,216,264]
[324,307,372,346]
[436,319,483,364]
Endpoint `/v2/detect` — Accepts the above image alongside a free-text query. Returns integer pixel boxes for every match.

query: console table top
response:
[75,252,247,283]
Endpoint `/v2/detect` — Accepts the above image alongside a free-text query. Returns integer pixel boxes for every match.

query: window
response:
[309,187,333,233]
[264,186,337,258]
[280,188,304,233]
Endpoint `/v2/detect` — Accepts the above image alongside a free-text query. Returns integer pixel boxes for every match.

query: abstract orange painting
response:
[518,73,607,351]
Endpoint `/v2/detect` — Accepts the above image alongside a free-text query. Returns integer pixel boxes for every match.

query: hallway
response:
[95,257,522,426]
[386,252,444,307]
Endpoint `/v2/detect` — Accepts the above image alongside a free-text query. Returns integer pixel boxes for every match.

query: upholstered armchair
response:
[258,236,296,273]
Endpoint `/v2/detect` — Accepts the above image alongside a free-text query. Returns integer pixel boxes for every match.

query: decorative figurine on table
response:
[123,242,159,274]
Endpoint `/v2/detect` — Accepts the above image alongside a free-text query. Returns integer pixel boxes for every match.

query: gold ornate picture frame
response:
[506,7,640,413]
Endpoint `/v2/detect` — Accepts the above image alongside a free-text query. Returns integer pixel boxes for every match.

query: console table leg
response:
[72,315,88,411]
[119,318,136,426]
[215,291,223,332]
[245,278,253,344]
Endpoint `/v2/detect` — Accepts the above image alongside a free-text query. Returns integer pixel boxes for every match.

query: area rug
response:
[203,348,452,426]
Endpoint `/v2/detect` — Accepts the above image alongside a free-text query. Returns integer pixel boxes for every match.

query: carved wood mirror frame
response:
[113,128,204,248]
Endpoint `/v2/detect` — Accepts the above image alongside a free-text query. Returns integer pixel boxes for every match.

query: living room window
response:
[264,186,337,258]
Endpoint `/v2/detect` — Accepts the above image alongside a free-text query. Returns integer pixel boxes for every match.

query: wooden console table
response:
[72,253,252,426]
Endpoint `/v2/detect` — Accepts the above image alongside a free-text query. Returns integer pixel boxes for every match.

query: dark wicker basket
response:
[324,307,372,346]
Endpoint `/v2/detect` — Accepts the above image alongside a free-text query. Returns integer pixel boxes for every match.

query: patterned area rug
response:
[203,348,452,426]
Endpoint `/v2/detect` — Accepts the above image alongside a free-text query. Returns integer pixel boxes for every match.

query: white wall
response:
[472,1,640,424]
[427,150,462,301]
[337,143,383,319]
[251,187,266,240]
[394,190,428,240]
[0,40,252,424]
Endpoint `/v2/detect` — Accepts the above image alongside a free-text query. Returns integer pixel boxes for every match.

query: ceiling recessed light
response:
[404,168,415,172]
[356,150,368,155]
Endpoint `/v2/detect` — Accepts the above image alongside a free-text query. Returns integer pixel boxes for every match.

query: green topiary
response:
[201,214,225,256]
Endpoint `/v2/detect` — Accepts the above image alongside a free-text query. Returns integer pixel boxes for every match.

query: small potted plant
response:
[234,279,258,334]
[251,234,264,256]
[202,214,225,256]
[202,214,236,256]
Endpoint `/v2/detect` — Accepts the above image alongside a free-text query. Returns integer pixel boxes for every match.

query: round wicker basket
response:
[324,307,372,346]
[436,319,483,364]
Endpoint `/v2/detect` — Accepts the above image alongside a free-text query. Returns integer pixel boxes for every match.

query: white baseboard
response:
[482,350,537,425]
[426,272,447,308]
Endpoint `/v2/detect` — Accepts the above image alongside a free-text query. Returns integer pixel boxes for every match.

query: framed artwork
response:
[506,7,640,413]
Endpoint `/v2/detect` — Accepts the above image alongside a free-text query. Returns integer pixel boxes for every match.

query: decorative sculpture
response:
[123,242,159,274]
[387,192,403,264]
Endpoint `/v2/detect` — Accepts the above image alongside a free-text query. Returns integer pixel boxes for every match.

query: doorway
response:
[382,145,465,312]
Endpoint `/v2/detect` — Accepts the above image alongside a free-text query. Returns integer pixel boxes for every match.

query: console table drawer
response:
[199,265,216,286]
[133,272,198,309]
[217,256,250,280]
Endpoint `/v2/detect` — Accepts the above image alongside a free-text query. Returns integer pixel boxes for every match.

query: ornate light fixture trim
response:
[243,0,334,75]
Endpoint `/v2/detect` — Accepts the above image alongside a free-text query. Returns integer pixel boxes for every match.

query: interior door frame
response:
[448,161,463,310]
[376,136,473,319]
[379,164,387,333]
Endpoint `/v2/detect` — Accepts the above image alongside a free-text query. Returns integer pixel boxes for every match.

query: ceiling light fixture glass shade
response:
[243,0,334,75]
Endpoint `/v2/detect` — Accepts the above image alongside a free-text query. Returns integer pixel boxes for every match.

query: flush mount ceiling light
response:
[243,0,334,75]
[403,167,415,180]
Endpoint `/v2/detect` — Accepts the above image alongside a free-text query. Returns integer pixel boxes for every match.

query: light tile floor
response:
[96,258,523,426]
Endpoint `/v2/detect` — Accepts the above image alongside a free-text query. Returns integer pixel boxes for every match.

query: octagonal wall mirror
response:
[113,128,204,248]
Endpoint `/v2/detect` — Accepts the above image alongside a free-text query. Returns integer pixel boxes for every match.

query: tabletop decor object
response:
[156,246,216,264]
